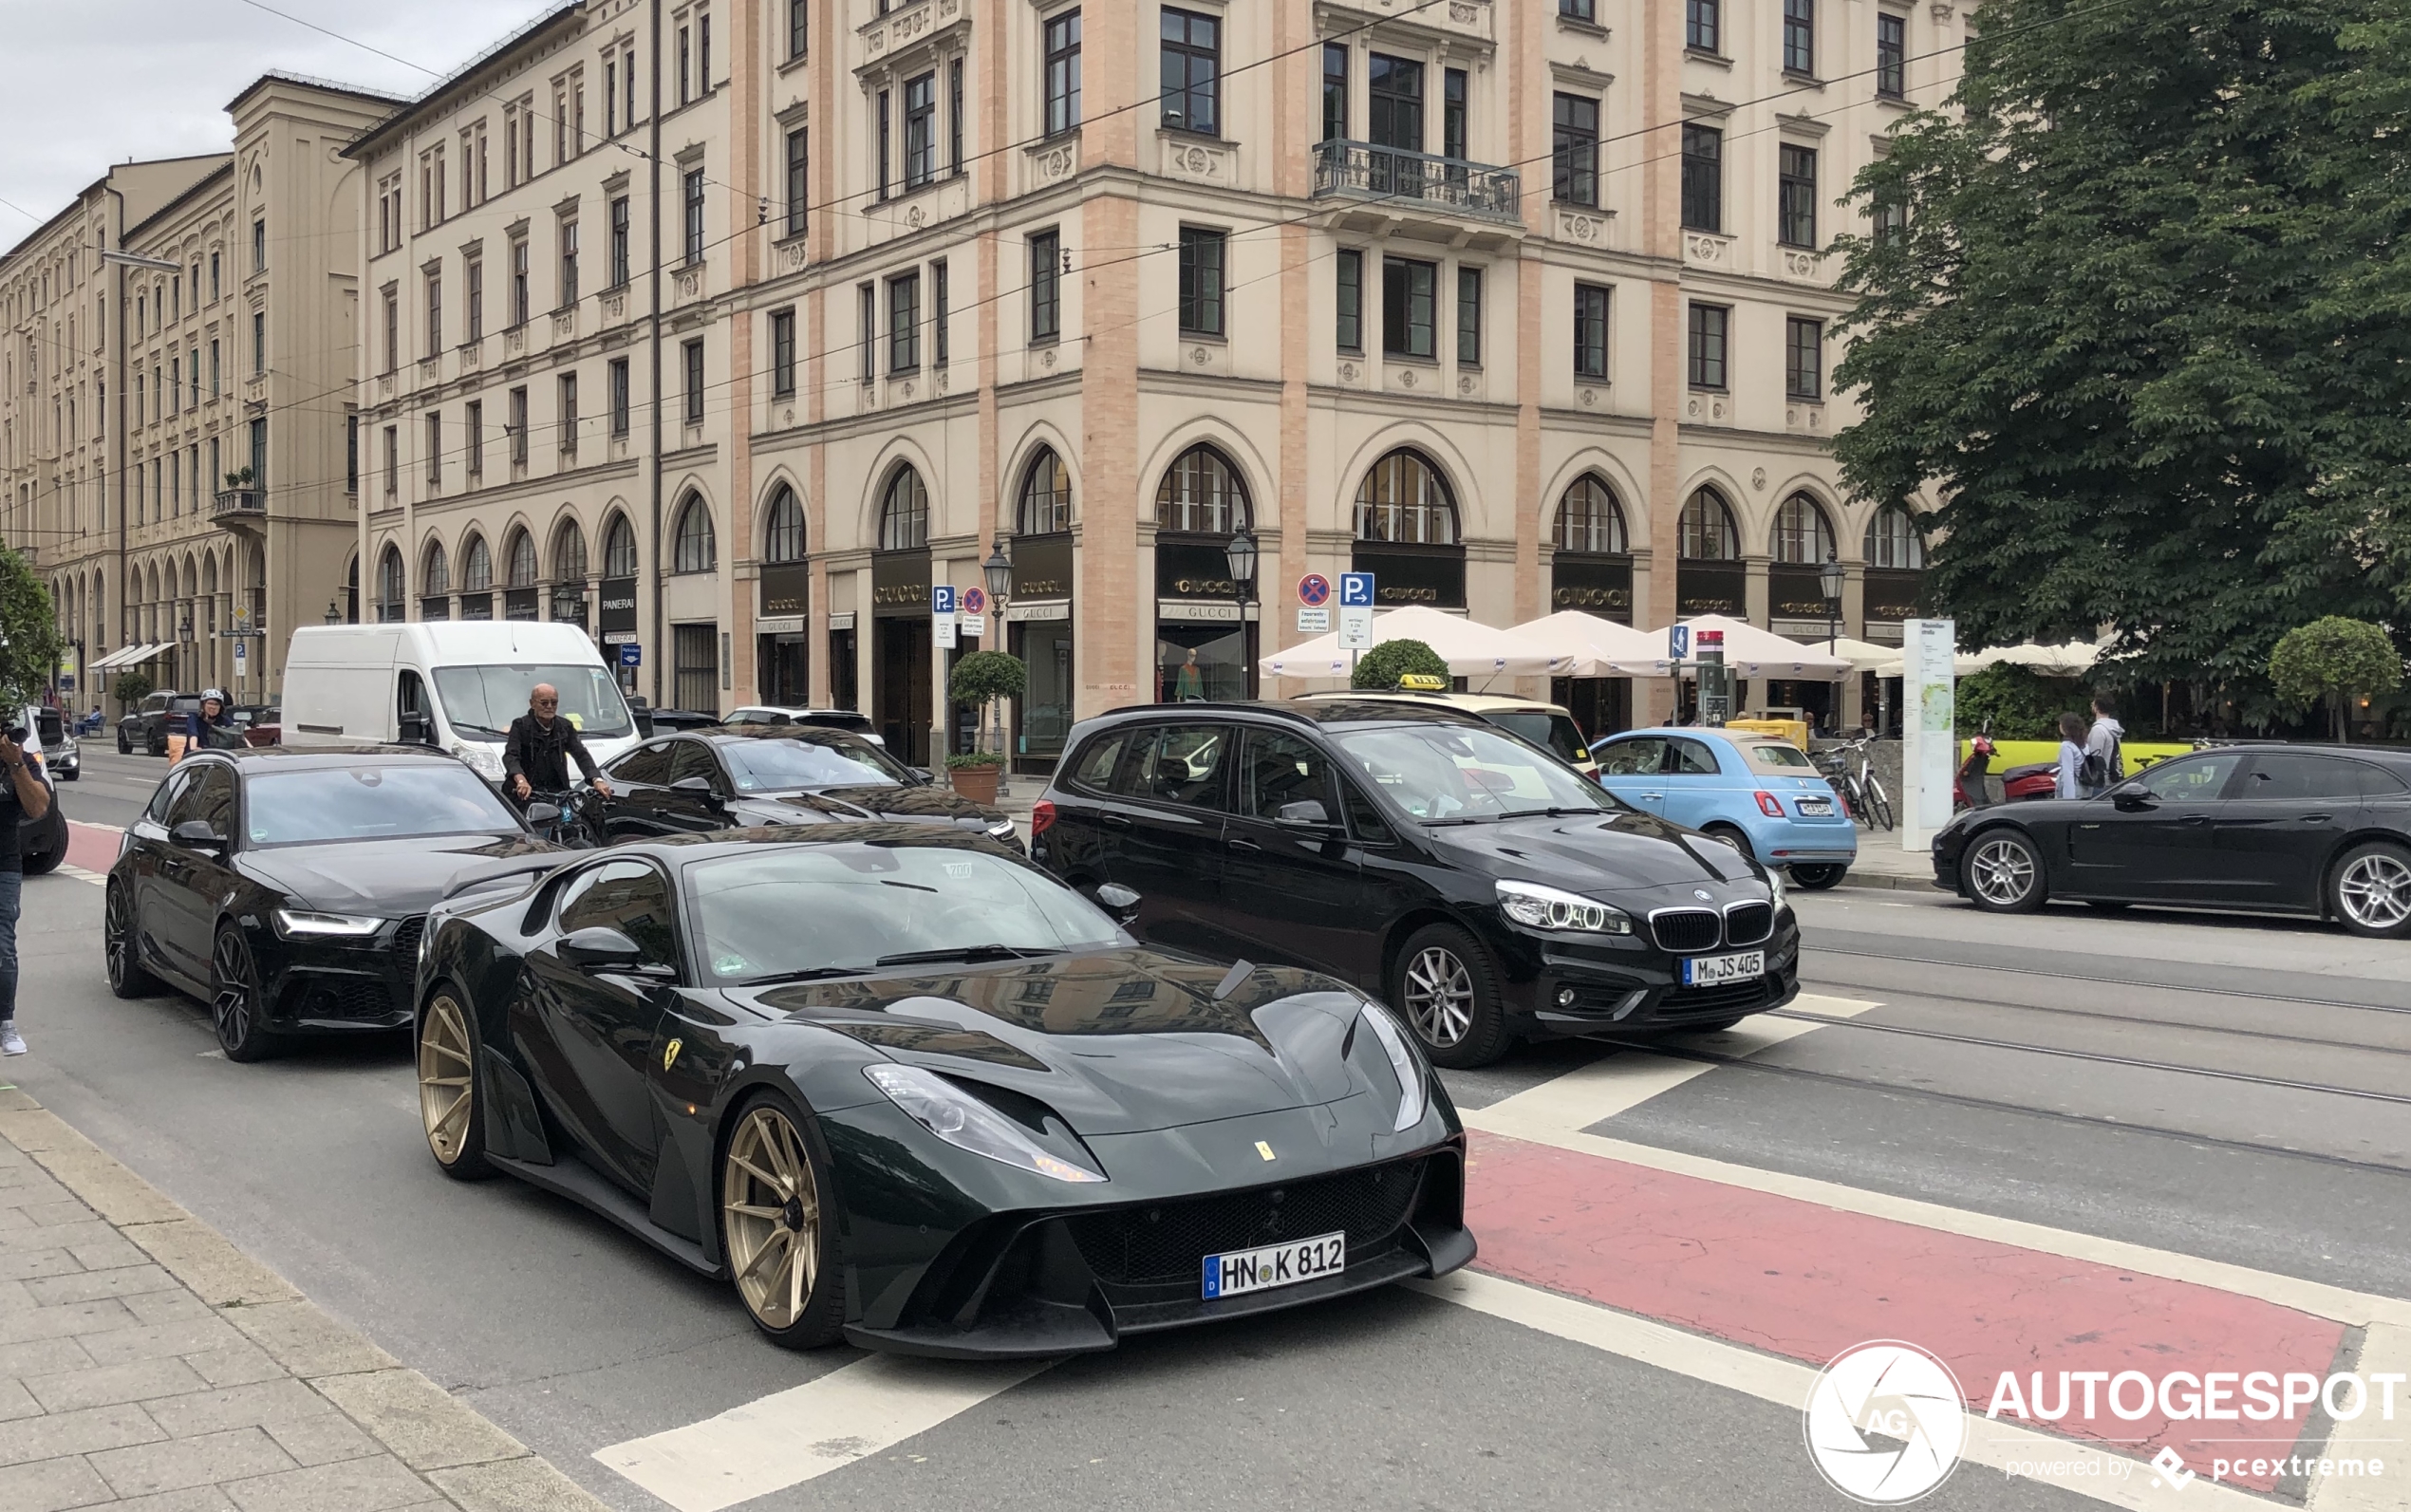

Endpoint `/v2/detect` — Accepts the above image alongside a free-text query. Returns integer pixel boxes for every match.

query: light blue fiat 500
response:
[1593,728,1859,889]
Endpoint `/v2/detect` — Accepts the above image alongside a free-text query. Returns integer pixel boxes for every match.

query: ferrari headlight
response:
[274,909,383,938]
[1357,1003,1427,1132]
[863,1064,1106,1184]
[1495,879,1633,935]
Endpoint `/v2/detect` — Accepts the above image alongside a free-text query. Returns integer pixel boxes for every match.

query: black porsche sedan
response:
[1934,743,2411,936]
[1032,700,1797,1068]
[105,746,556,1058]
[413,827,1471,1355]
[589,727,1018,846]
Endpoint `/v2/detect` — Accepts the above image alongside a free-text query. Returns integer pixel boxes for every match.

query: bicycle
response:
[521,784,603,849]
[1813,733,1895,831]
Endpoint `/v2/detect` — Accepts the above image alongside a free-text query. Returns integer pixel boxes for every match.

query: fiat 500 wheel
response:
[720,1095,846,1349]
[418,993,493,1179]
[1787,863,1847,891]
[1963,831,2045,914]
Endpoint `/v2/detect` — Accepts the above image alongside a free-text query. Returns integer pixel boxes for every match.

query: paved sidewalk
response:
[0,1086,608,1512]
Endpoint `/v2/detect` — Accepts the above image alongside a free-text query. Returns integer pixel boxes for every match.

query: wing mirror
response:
[669,775,719,799]
[1093,882,1143,925]
[2111,789,2157,812]
[1274,798,1339,832]
[523,801,561,828]
[170,819,226,853]
[559,926,676,979]
[909,766,934,785]
[398,710,434,745]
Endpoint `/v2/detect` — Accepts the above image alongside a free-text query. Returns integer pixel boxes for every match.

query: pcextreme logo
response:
[1804,1340,1968,1504]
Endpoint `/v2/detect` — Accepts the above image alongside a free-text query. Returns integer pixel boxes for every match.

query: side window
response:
[1069,732,1129,793]
[607,740,675,785]
[2135,752,2243,803]
[556,859,679,964]
[667,741,724,790]
[1240,729,1336,819]
[1339,776,1397,846]
[1546,715,1591,764]
[398,669,428,721]
[1137,723,1232,811]
[2241,755,2397,802]
[1599,737,1666,776]
[1104,728,1163,800]
[146,768,193,825]
[1667,738,1722,775]
[168,763,234,837]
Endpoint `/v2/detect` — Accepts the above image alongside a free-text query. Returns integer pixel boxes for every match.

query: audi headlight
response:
[274,909,384,939]
[1357,1002,1428,1132]
[863,1064,1106,1184]
[1495,879,1634,935]
[450,740,507,781]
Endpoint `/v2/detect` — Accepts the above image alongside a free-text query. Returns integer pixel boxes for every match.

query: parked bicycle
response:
[1813,732,1896,831]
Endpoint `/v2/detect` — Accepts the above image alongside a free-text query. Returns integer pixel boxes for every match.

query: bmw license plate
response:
[1681,950,1765,987]
[1797,796,1834,816]
[1202,1231,1346,1299]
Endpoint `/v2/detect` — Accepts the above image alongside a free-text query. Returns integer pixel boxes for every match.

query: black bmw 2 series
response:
[412,827,1471,1356]
[105,746,556,1059]
[589,728,1019,847]
[1032,700,1799,1068]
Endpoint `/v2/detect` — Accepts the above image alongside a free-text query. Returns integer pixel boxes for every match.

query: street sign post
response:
[617,643,643,669]
[1337,572,1375,652]
[1297,607,1330,633]
[1668,624,1691,663]
[933,585,958,649]
[1695,629,1731,728]
[1298,573,1332,607]
[961,587,987,617]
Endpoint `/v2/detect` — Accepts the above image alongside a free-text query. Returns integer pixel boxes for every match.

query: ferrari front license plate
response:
[1682,950,1765,987]
[1202,1230,1346,1299]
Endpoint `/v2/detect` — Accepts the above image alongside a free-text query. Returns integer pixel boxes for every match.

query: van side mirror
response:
[398,710,432,745]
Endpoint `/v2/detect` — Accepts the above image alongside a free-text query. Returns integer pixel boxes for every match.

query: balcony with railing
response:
[212,487,265,530]
[1310,140,1522,227]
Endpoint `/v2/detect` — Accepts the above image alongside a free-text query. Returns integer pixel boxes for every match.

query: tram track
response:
[1801,943,2411,1017]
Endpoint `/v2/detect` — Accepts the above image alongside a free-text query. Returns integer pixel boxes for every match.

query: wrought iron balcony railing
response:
[1310,140,1522,222]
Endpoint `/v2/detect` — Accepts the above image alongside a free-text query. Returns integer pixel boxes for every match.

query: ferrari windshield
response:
[431,663,633,740]
[1333,724,1616,823]
[244,766,523,846]
[721,732,912,792]
[690,845,1124,983]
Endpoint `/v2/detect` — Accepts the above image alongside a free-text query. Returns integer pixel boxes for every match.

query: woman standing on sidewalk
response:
[0,724,54,1055]
[2054,712,2089,800]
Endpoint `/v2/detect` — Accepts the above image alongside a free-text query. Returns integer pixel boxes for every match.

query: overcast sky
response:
[0,0,562,241]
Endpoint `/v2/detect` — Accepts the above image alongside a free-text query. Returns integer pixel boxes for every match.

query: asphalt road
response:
[10,750,2408,1510]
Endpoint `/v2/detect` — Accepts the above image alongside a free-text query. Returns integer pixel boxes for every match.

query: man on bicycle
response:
[502,684,614,809]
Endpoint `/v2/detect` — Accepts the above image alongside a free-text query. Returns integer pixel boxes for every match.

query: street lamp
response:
[324,600,343,625]
[1819,551,1846,736]
[981,536,1013,790]
[1224,527,1258,700]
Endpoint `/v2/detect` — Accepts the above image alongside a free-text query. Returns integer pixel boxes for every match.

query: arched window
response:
[1354,449,1458,545]
[421,540,451,594]
[506,530,537,587]
[462,534,494,589]
[1554,476,1628,554]
[878,466,929,551]
[603,513,639,577]
[1679,487,1739,560]
[553,519,589,582]
[673,495,717,572]
[1017,447,1072,535]
[377,545,405,619]
[1154,445,1249,534]
[763,485,805,563]
[1865,503,1926,569]
[1770,493,1835,564]
[201,554,218,595]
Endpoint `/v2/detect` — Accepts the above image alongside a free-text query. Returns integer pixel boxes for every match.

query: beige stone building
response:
[0,75,401,716]
[350,0,1951,767]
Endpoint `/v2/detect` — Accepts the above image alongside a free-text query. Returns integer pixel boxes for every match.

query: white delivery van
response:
[281,622,640,785]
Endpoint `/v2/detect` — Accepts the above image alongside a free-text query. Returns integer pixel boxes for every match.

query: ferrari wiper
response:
[740,965,872,985]
[872,943,1059,967]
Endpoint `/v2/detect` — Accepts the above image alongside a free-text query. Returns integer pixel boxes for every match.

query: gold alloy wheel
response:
[722,1105,821,1330]
[418,996,477,1165]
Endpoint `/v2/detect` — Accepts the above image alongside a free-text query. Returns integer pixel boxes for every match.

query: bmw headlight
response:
[1495,879,1634,936]
[985,818,1017,841]
[450,740,507,782]
[1766,868,1786,909]
[1357,1003,1428,1132]
[274,909,383,939]
[863,1064,1106,1184]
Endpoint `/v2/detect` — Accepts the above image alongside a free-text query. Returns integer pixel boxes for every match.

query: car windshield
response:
[1486,710,1592,764]
[1332,724,1616,822]
[243,765,523,847]
[722,733,912,792]
[689,845,1124,983]
[431,663,633,740]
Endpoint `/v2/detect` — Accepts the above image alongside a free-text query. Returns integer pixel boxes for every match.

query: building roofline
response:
[226,69,412,118]
[122,160,239,247]
[0,153,232,271]
[341,2,587,163]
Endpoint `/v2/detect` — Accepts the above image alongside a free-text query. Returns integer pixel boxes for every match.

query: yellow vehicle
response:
[1294,681,1603,781]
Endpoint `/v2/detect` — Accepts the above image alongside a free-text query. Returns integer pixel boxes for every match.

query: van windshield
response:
[431,664,633,740]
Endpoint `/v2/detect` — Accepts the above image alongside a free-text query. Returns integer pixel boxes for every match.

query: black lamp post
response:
[981,536,1013,781]
[324,600,343,625]
[1224,527,1258,700]
[1819,551,1846,735]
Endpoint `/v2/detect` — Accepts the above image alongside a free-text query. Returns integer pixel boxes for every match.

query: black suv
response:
[1031,700,1798,1067]
[118,692,203,756]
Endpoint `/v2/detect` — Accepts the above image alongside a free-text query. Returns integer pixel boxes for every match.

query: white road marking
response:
[592,1353,1053,1512]
[1415,1270,2273,1512]
[58,863,106,887]
[2312,1321,2411,1510]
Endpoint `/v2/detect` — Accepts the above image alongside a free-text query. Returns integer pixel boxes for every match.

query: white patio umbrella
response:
[1259,605,1567,682]
[1673,615,1852,677]
[1815,634,1904,674]
[1511,611,1673,678]
[1870,640,2103,679]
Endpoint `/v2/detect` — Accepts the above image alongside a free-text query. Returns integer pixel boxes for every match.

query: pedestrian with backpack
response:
[2079,693,2125,797]
[2054,712,2088,799]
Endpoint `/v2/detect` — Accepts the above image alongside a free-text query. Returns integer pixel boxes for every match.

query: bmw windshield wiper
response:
[1497,806,1609,819]
[873,943,1061,967]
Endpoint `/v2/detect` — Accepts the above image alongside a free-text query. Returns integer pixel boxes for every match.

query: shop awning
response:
[1508,611,1673,678]
[1260,606,1568,683]
[88,643,173,673]
[1867,640,2103,679]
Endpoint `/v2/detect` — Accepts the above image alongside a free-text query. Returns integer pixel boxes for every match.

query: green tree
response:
[1830,0,2411,716]
[2269,617,2402,741]
[1352,639,1450,691]
[112,670,155,709]
[0,549,63,707]
[1953,663,2084,740]
[946,650,1025,763]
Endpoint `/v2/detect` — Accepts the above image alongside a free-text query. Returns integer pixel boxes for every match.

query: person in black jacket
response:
[501,684,615,805]
[184,689,243,752]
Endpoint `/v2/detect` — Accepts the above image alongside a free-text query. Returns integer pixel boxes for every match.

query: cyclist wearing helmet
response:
[184,690,244,752]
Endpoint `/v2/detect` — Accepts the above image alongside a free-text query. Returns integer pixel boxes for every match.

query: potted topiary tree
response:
[2271,617,2404,744]
[1351,638,1451,691]
[945,649,1026,803]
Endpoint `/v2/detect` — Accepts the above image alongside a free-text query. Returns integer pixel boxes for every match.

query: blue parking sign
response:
[618,643,643,668]
[932,584,957,616]
[1339,572,1375,607]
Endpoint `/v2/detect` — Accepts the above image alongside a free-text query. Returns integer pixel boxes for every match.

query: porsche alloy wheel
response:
[1965,832,2045,914]
[104,883,158,999]
[2332,843,2411,939]
[418,994,492,1178]
[721,1098,843,1348]
[210,926,277,1061]
[1393,922,1511,1069]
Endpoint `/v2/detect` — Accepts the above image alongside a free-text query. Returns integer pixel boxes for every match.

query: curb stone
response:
[0,1085,612,1511]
